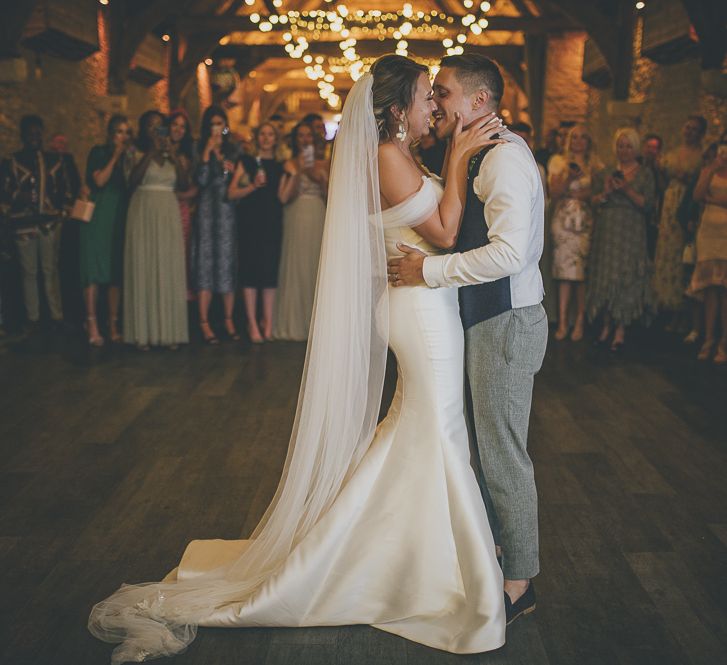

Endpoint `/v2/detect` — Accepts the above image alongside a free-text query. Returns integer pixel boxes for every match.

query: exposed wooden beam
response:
[168,0,247,107]
[0,0,41,58]
[107,0,192,94]
[178,14,578,34]
[548,0,635,101]
[680,0,727,69]
[524,34,546,144]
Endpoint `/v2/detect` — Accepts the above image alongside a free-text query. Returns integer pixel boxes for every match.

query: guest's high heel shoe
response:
[108,317,122,344]
[697,340,714,361]
[224,317,241,341]
[714,343,727,365]
[200,320,219,345]
[247,321,264,344]
[85,316,104,347]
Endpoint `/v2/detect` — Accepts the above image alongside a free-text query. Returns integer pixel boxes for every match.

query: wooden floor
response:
[1,324,726,665]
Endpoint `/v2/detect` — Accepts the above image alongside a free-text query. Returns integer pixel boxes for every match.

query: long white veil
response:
[88,73,388,663]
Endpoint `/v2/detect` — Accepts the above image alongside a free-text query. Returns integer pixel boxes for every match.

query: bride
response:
[89,55,506,663]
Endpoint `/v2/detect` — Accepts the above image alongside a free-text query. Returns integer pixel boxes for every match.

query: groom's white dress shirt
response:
[422,131,545,310]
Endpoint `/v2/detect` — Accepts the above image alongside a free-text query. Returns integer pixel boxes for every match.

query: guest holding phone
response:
[273,121,328,341]
[548,124,602,341]
[123,110,189,350]
[81,114,131,346]
[168,110,198,300]
[228,121,284,343]
[192,106,239,344]
[587,127,655,352]
[653,115,707,329]
[688,132,727,363]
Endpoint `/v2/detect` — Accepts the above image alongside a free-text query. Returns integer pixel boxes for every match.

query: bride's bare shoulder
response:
[378,144,426,208]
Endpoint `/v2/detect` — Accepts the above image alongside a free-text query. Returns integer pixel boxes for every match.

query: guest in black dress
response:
[228,121,284,342]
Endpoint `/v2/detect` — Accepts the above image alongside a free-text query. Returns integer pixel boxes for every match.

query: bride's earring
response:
[396,116,407,142]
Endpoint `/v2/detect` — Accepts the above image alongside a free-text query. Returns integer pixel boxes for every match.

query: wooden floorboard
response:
[0,326,725,664]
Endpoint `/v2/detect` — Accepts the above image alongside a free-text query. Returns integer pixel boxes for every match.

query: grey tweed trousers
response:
[464,303,548,580]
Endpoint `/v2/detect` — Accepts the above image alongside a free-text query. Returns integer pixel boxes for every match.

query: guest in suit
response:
[0,115,72,331]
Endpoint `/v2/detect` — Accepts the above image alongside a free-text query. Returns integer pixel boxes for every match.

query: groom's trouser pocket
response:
[504,304,548,373]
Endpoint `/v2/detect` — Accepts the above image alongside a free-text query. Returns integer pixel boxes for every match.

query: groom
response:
[388,54,547,624]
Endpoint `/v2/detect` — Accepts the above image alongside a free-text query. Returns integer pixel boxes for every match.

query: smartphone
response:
[302,144,315,168]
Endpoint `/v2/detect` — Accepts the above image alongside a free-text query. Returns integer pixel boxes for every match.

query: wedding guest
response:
[49,132,84,327]
[0,115,72,331]
[270,113,292,162]
[303,112,330,160]
[688,132,727,364]
[548,124,602,341]
[228,121,284,342]
[587,127,655,351]
[653,115,707,329]
[81,115,131,346]
[534,127,560,171]
[193,105,239,344]
[168,109,198,300]
[641,133,668,259]
[274,121,327,341]
[124,110,189,350]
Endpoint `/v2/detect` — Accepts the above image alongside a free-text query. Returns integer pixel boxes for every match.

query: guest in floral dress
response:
[192,106,239,344]
[548,124,602,341]
[587,128,655,352]
[652,115,707,328]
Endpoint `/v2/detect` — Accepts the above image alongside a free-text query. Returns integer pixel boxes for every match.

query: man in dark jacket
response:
[0,115,72,329]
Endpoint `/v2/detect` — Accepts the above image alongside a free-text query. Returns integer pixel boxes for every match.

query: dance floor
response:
[1,326,725,665]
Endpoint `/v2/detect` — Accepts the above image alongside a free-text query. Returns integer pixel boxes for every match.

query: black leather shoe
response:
[505,582,536,625]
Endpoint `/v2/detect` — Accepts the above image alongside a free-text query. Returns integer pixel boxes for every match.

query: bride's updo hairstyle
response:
[371,55,428,142]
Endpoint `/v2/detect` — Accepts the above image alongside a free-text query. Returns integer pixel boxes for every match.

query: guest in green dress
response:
[123,111,189,350]
[587,127,655,352]
[81,115,131,346]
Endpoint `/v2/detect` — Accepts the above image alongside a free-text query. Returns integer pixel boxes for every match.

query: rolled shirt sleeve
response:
[422,142,536,288]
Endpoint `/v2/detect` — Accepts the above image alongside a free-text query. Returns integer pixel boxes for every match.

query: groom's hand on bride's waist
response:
[388,243,426,287]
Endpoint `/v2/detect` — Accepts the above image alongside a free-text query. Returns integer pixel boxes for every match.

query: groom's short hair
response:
[440,54,504,108]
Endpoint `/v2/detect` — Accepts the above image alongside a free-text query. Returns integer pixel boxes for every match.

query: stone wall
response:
[0,11,175,179]
[585,19,726,164]
[542,32,591,134]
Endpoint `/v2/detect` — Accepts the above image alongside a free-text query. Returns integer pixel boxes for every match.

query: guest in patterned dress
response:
[124,110,189,350]
[81,115,131,346]
[548,124,602,341]
[228,121,284,343]
[169,110,197,301]
[192,106,239,344]
[652,115,707,328]
[688,132,727,364]
[587,128,655,352]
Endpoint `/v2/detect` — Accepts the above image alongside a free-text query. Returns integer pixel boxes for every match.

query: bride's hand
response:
[450,112,506,162]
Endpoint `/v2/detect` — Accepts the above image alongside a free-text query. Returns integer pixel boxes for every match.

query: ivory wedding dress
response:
[89,73,504,663]
[164,176,505,651]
